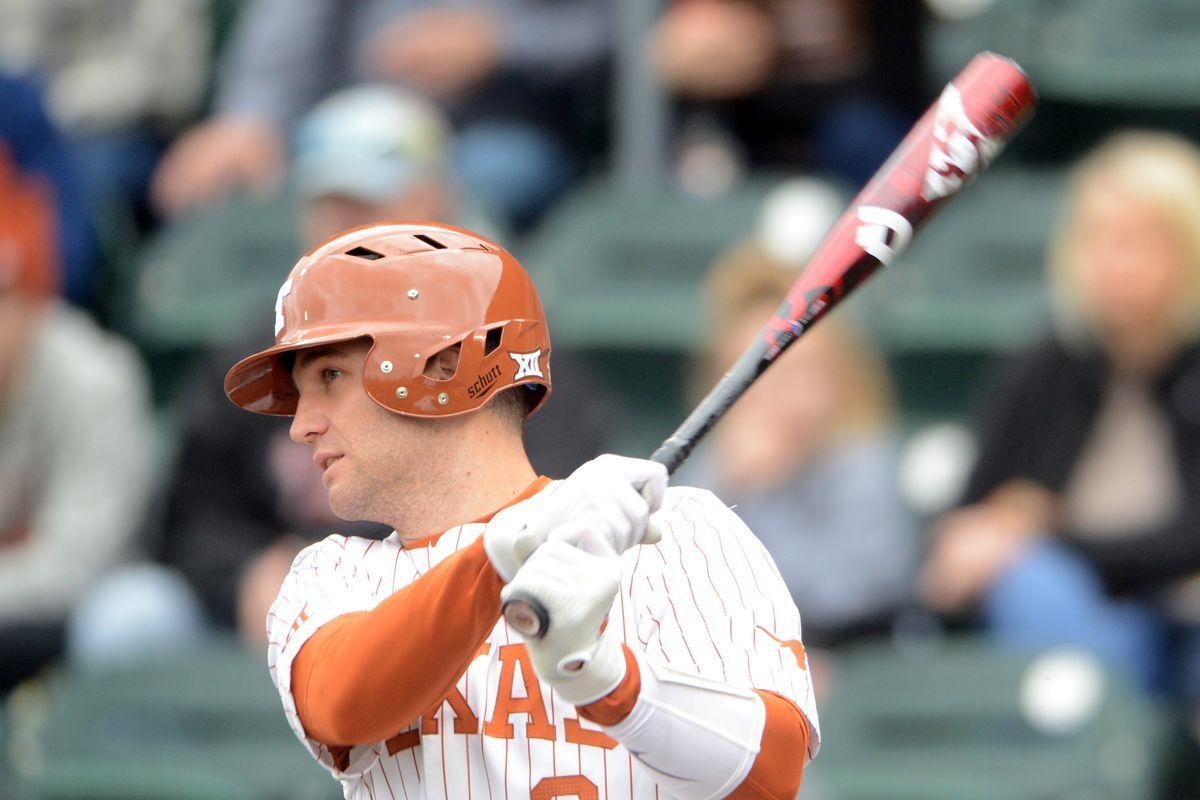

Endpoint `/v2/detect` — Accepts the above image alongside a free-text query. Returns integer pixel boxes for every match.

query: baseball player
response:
[224,221,820,799]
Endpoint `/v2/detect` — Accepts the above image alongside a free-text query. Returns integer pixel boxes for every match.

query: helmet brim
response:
[224,330,373,416]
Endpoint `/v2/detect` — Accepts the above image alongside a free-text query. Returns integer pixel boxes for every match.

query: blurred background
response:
[3,0,1200,797]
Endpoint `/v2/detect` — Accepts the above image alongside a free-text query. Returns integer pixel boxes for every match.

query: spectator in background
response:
[680,240,915,647]
[919,132,1200,715]
[653,0,923,190]
[147,85,620,650]
[0,0,211,227]
[0,73,98,305]
[0,148,155,691]
[291,84,499,245]
[151,0,610,230]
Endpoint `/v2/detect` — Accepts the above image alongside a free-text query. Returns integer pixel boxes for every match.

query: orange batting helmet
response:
[224,221,551,418]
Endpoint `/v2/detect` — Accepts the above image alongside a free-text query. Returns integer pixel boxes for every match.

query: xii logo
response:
[509,350,543,380]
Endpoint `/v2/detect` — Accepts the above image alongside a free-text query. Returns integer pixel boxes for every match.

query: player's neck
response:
[395,432,537,545]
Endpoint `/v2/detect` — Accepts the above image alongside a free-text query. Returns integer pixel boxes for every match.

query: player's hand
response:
[501,538,626,705]
[367,8,500,98]
[484,454,668,582]
[654,0,777,100]
[919,499,1043,612]
[150,116,286,218]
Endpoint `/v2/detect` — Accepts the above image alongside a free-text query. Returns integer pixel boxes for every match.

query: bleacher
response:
[2,639,338,800]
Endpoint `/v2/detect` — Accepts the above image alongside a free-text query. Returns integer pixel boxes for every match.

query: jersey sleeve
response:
[266,534,383,777]
[622,487,821,757]
[267,527,510,780]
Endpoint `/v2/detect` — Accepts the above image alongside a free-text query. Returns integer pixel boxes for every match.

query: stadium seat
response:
[106,186,300,404]
[0,703,15,797]
[927,0,1200,108]
[120,187,299,353]
[522,175,785,351]
[5,638,338,800]
[806,637,1168,800]
[519,174,791,453]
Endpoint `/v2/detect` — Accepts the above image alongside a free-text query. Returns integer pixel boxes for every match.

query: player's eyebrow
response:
[293,346,349,373]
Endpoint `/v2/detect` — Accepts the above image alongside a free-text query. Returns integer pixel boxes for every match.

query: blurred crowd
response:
[4,0,1200,797]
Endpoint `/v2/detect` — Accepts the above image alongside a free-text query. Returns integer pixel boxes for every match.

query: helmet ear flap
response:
[365,322,550,418]
[363,328,498,416]
[439,326,505,410]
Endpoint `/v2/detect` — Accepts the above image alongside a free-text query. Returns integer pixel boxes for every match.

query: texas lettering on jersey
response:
[382,640,621,799]
[267,486,820,799]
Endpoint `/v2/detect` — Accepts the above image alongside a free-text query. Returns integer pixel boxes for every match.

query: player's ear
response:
[424,344,461,380]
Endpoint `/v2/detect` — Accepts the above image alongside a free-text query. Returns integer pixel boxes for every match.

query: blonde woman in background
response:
[681,240,916,648]
[920,131,1200,715]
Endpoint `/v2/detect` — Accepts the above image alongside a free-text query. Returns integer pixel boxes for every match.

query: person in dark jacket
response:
[920,131,1200,708]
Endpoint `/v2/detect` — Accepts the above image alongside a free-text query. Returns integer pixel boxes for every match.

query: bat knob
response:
[502,594,550,639]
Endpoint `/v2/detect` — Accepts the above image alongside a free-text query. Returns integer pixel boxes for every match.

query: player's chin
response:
[325,484,371,523]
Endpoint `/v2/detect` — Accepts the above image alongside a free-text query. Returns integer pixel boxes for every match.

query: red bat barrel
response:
[766,52,1037,357]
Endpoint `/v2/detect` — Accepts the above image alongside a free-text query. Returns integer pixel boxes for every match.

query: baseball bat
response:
[502,52,1037,642]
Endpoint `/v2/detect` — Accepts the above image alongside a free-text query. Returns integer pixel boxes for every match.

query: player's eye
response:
[322,368,342,383]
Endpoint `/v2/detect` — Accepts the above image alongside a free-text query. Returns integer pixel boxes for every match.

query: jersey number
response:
[531,775,599,800]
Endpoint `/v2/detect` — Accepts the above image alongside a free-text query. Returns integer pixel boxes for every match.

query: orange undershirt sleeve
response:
[292,537,504,746]
[576,645,641,726]
[578,650,810,799]
[727,690,811,799]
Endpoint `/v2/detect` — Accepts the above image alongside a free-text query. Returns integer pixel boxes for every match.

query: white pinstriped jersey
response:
[267,485,821,799]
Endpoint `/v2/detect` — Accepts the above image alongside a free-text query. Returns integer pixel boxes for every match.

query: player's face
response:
[288,339,463,529]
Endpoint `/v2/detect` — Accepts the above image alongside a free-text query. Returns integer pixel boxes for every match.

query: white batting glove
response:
[501,537,627,706]
[485,454,667,582]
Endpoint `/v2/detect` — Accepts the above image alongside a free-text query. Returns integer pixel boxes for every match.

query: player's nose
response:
[290,396,328,444]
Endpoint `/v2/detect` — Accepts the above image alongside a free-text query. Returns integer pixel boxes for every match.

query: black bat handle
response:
[650,341,772,473]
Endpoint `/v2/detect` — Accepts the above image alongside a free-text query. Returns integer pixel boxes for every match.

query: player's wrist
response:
[577,644,641,724]
[542,621,628,706]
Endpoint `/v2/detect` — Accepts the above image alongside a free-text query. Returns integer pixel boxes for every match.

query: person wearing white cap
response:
[292,84,505,247]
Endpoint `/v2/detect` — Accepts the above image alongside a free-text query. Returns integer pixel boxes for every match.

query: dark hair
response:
[490,384,543,431]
